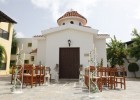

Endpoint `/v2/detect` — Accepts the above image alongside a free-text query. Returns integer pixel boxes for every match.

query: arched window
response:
[0,47,7,70]
[70,21,74,24]
[79,22,82,26]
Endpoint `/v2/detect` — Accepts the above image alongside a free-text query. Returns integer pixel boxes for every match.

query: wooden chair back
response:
[23,64,37,88]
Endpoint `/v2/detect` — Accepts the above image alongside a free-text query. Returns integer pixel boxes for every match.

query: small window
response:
[11,45,17,54]
[0,63,6,70]
[31,56,34,61]
[24,60,29,64]
[70,21,74,24]
[28,43,32,47]
[0,28,9,40]
[10,60,16,66]
[79,22,82,26]
[62,23,65,25]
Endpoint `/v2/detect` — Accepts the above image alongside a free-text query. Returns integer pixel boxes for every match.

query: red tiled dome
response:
[57,11,87,24]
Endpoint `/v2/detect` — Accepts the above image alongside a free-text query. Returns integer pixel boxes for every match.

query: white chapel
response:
[11,10,109,79]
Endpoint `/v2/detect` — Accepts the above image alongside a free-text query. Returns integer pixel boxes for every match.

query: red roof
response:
[34,35,44,37]
[97,34,110,36]
[57,11,87,23]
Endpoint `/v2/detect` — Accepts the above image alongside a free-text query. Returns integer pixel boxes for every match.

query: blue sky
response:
[0,0,140,42]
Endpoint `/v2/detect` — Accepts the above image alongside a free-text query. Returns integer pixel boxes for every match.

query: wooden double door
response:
[59,48,80,79]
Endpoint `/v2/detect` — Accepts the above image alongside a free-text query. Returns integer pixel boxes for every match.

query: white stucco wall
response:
[95,39,107,67]
[36,39,46,65]
[32,38,38,50]
[43,28,97,79]
[17,38,32,54]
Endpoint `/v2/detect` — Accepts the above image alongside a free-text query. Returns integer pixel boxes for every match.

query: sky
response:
[0,0,140,42]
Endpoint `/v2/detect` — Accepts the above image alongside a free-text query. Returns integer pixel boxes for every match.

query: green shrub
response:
[128,63,139,78]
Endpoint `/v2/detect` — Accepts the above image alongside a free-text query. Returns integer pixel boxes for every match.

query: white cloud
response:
[31,0,52,9]
[31,0,98,21]
[16,32,24,38]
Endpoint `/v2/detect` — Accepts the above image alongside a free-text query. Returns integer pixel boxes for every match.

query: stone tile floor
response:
[0,75,140,100]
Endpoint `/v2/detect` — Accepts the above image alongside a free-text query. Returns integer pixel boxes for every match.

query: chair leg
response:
[39,77,41,86]
[100,80,102,92]
[121,79,122,88]
[11,77,13,84]
[31,77,33,88]
[114,78,116,89]
[110,77,114,89]
[116,78,117,87]
[124,78,126,89]
[35,77,37,87]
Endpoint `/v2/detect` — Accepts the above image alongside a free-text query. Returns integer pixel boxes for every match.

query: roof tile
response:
[57,11,87,23]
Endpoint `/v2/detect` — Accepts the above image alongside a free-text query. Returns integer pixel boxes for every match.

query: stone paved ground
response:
[0,75,140,100]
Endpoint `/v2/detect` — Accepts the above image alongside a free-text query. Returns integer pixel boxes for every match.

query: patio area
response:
[0,75,140,100]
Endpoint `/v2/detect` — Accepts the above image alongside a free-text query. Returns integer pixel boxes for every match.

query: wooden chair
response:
[84,67,90,87]
[100,67,110,88]
[94,67,103,92]
[84,66,102,92]
[35,66,40,85]
[84,75,89,87]
[114,67,126,89]
[107,67,126,90]
[23,64,37,88]
[108,67,116,89]
[35,65,45,85]
[11,65,22,84]
[40,66,45,85]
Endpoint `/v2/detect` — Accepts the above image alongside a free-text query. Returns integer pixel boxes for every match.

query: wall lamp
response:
[68,39,71,47]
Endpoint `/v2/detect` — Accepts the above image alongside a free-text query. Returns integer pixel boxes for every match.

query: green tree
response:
[128,63,139,78]
[126,29,140,78]
[128,28,140,61]
[0,45,5,68]
[11,29,17,54]
[106,36,127,67]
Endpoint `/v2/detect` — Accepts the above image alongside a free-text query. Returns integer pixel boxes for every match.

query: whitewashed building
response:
[11,11,109,79]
